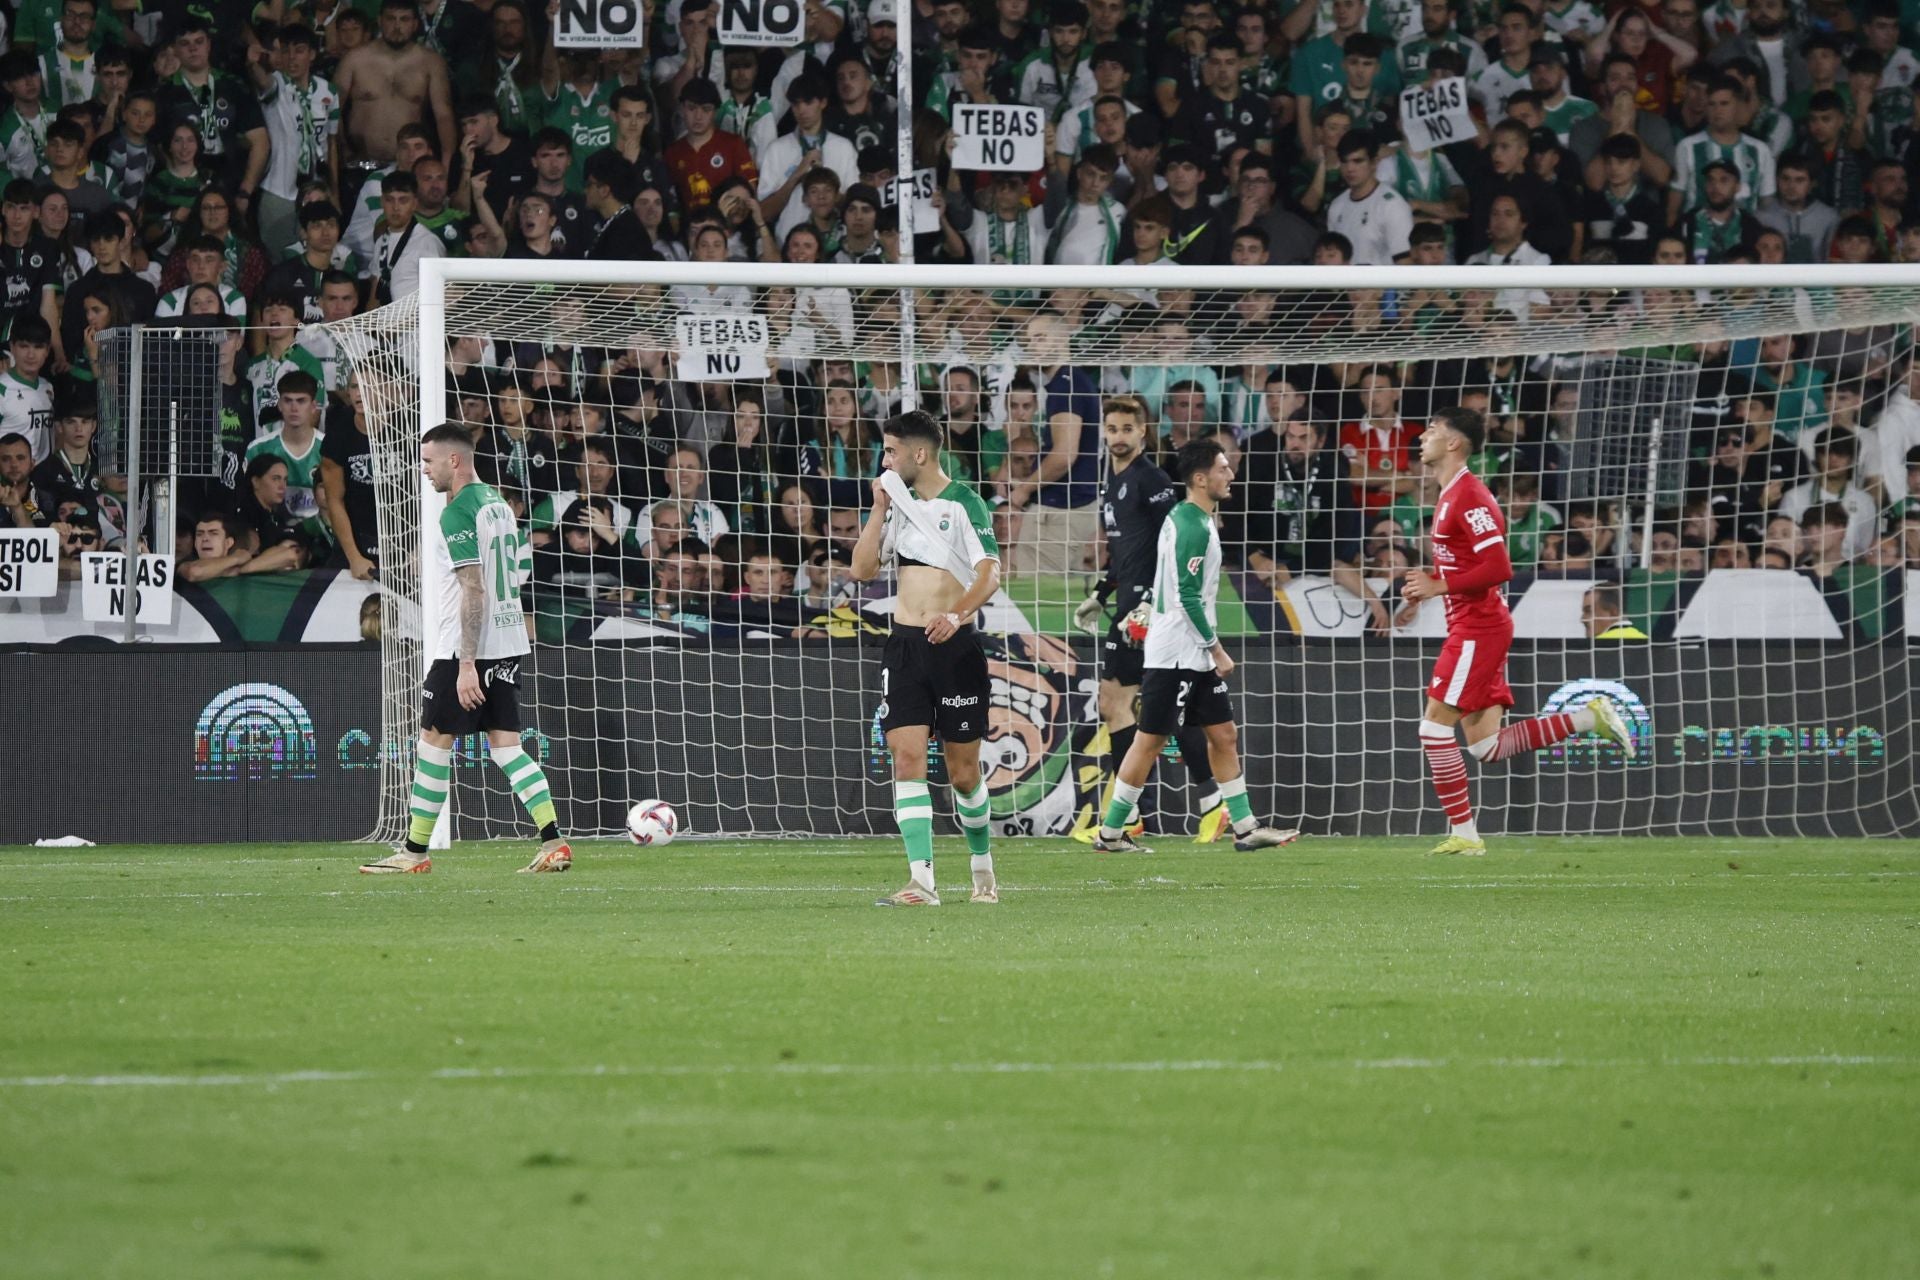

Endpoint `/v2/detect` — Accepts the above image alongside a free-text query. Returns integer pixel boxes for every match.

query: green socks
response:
[894,779,934,887]
[954,780,992,858]
[1099,779,1144,841]
[492,744,559,833]
[406,741,452,852]
[1219,774,1256,836]
[407,742,562,850]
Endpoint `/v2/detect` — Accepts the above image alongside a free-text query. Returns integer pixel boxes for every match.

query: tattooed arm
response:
[456,564,486,709]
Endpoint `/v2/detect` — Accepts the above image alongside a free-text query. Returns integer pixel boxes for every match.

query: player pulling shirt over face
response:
[850,410,1003,908]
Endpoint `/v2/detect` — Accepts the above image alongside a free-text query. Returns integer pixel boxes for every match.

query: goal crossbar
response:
[419,260,1920,292]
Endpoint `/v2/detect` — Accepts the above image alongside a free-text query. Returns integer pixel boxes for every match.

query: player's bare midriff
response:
[892,563,969,628]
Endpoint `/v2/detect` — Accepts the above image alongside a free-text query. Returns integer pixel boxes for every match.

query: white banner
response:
[884,167,940,229]
[952,103,1046,171]
[0,528,58,597]
[716,0,803,47]
[674,313,772,382]
[554,0,645,48]
[80,553,175,624]
[1398,77,1474,152]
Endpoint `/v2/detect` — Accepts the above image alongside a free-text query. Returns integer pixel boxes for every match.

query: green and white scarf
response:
[495,56,529,135]
[987,211,1035,306]
[1391,151,1454,252]
[1690,208,1745,263]
[1045,196,1120,264]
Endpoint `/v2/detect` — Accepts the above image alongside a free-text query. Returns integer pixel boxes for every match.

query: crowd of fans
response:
[0,0,1914,637]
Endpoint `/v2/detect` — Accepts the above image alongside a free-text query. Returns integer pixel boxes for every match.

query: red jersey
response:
[1429,467,1513,634]
[664,131,759,212]
[1337,419,1419,513]
[1633,42,1677,109]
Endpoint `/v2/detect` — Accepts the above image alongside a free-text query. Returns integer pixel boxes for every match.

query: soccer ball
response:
[627,800,678,846]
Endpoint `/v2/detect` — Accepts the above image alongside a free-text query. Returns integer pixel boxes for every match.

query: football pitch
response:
[2,837,1915,1278]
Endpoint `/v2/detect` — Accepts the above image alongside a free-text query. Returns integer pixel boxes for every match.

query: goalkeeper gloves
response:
[1123,602,1151,647]
[1072,592,1104,635]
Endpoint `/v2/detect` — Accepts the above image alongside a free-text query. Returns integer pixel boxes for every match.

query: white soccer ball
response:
[627,800,678,846]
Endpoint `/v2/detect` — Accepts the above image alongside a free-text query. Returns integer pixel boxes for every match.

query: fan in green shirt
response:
[1386,491,1433,543]
[242,368,331,548]
[542,61,618,192]
[245,295,329,427]
[1751,335,1830,446]
[1499,475,1561,570]
[1289,28,1401,152]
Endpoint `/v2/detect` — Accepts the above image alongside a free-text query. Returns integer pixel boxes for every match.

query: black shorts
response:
[421,656,524,736]
[1137,666,1233,736]
[879,625,990,743]
[1100,586,1149,687]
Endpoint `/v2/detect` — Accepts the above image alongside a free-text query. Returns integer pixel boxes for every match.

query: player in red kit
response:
[1399,406,1637,855]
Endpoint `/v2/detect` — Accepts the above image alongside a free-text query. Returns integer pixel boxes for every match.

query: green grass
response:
[2,838,1917,1279]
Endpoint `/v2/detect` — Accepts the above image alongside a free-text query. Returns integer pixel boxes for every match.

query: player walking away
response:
[360,424,571,874]
[850,409,1003,906]
[1095,440,1300,854]
[1400,406,1637,856]
[1072,395,1229,844]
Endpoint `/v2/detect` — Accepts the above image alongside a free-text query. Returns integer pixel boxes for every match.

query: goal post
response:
[338,260,1920,843]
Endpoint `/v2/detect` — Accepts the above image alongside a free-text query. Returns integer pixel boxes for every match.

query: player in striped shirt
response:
[1399,407,1637,856]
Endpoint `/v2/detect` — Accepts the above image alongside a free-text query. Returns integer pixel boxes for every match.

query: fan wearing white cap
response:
[857,0,903,99]
[766,0,853,118]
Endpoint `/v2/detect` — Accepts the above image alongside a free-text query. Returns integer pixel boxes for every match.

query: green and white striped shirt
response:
[1671,129,1776,212]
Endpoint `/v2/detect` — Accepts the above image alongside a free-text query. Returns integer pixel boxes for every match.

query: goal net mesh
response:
[337,272,1920,842]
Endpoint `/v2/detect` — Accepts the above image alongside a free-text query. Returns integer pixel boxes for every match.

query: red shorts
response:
[1427,628,1515,713]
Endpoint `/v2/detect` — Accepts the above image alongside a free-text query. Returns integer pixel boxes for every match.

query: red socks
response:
[1420,725,1475,828]
[1482,713,1577,762]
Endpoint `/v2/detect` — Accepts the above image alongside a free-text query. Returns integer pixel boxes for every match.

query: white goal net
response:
[337,263,1920,842]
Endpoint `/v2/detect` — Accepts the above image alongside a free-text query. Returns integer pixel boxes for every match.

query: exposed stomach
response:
[892,564,967,628]
[346,94,428,162]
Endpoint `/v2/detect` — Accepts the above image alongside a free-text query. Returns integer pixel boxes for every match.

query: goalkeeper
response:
[850,410,1003,907]
[1072,397,1229,843]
